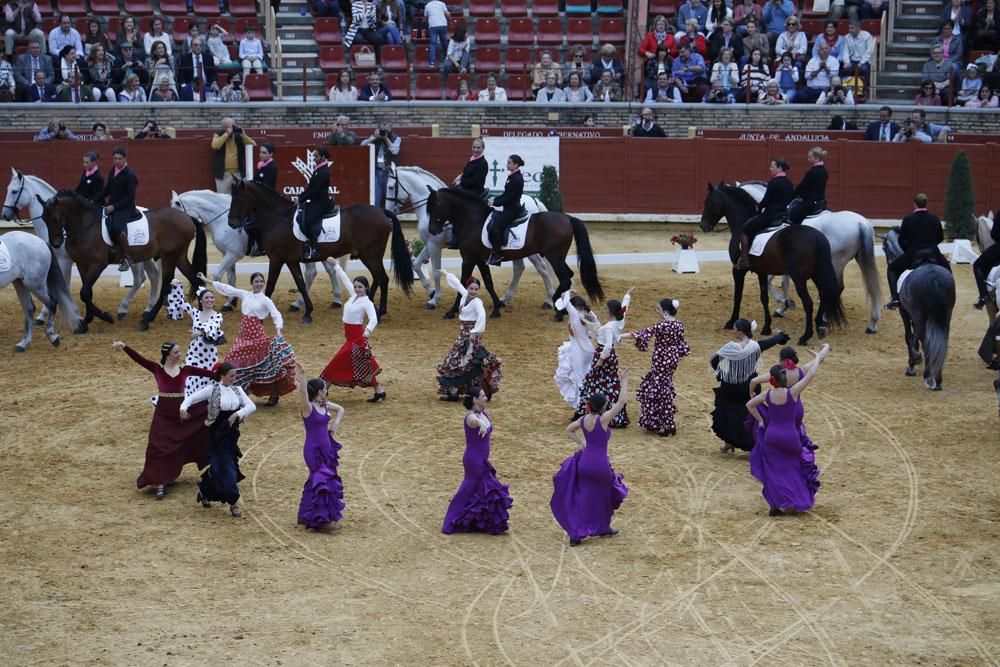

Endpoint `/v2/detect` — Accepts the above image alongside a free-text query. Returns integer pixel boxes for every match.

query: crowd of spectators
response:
[915,0,1000,107]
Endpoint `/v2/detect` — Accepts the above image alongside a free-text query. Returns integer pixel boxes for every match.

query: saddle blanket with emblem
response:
[101,212,150,247]
[481,213,530,251]
[293,209,341,243]
[750,224,788,257]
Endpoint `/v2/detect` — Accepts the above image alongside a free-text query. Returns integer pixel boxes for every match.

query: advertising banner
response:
[276,145,374,205]
[482,136,559,196]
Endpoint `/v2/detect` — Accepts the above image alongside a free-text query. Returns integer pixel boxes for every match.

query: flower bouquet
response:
[671,233,698,250]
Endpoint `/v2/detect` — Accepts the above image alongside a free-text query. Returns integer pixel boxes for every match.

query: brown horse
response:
[425,187,603,319]
[699,183,845,345]
[38,190,205,333]
[227,180,414,322]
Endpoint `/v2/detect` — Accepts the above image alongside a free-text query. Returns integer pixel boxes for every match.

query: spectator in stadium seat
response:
[893,109,947,143]
[842,20,873,79]
[34,119,76,139]
[454,78,476,101]
[48,14,83,62]
[629,107,667,137]
[776,15,807,75]
[14,38,52,100]
[711,47,739,94]
[798,41,840,103]
[423,0,449,67]
[965,85,999,108]
[146,41,177,97]
[212,118,256,193]
[739,47,769,100]
[359,70,393,101]
[931,21,963,74]
[118,72,148,102]
[181,24,202,58]
[939,0,972,41]
[640,15,678,62]
[775,51,799,101]
[328,70,358,101]
[178,38,219,102]
[113,43,149,91]
[117,16,144,59]
[706,0,733,35]
[563,71,593,102]
[82,19,111,59]
[864,105,900,141]
[207,24,234,69]
[327,115,357,144]
[377,0,404,45]
[535,71,566,102]
[239,26,266,80]
[676,0,709,34]
[761,0,795,39]
[816,75,854,104]
[220,73,249,103]
[0,52,15,102]
[477,73,507,101]
[360,120,400,206]
[709,18,743,62]
[920,46,953,100]
[734,0,762,37]
[678,19,708,56]
[443,24,470,75]
[913,80,941,106]
[134,119,170,138]
[643,44,673,90]
[827,0,863,24]
[956,63,983,105]
[582,114,596,126]
[54,46,94,102]
[740,19,770,66]
[592,69,623,102]
[143,17,172,58]
[812,21,845,61]
[564,46,593,86]
[703,80,735,103]
[150,76,179,102]
[671,42,708,100]
[644,71,682,103]
[591,43,624,86]
[5,0,45,57]
[85,44,116,103]
[25,69,56,102]
[758,78,787,103]
[827,114,858,130]
[312,0,343,17]
[92,122,113,140]
[532,50,563,94]
[973,0,999,52]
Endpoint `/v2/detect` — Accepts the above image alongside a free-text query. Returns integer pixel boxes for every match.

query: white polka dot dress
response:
[167,281,227,396]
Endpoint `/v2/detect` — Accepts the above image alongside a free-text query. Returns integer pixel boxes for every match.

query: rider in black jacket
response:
[101,146,139,272]
[885,193,951,310]
[453,137,488,199]
[75,151,105,204]
[487,154,525,267]
[254,143,278,190]
[737,157,794,270]
[973,209,1000,309]
[298,145,332,261]
[787,146,829,225]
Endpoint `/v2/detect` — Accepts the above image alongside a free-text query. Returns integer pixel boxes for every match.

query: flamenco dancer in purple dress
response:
[295,363,346,532]
[746,344,830,516]
[551,369,630,546]
[620,298,690,437]
[442,387,513,535]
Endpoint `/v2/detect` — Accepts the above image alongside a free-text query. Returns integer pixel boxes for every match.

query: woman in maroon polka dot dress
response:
[620,298,690,437]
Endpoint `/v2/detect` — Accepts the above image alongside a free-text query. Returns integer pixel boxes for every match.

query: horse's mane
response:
[54,189,98,207]
[739,180,768,188]
[243,180,288,202]
[400,165,446,187]
[717,184,759,211]
[25,174,56,195]
[440,186,488,207]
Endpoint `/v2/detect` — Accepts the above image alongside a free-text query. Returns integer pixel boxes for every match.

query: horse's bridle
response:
[174,196,229,226]
[385,167,429,214]
[4,172,42,226]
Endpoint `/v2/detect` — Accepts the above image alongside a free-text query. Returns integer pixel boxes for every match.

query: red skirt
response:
[224,316,297,398]
[321,323,382,388]
[136,397,209,488]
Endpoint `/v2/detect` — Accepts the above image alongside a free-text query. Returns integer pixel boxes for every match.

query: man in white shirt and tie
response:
[864,105,900,142]
[13,38,52,101]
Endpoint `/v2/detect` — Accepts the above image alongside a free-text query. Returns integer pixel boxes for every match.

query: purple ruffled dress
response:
[297,406,345,530]
[550,417,629,541]
[442,412,513,534]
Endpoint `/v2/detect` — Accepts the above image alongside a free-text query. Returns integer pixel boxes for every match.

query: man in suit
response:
[25,69,55,102]
[177,37,218,102]
[100,146,140,272]
[14,39,53,101]
[885,193,951,310]
[864,105,900,142]
[358,70,392,101]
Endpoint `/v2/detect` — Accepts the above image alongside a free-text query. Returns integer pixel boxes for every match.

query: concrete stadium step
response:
[882,54,931,74]
[892,27,939,45]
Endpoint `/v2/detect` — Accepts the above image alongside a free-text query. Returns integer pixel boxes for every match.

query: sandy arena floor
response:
[2,223,999,666]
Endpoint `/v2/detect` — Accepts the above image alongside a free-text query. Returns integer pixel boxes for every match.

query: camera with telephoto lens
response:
[712,89,727,102]
[379,128,387,137]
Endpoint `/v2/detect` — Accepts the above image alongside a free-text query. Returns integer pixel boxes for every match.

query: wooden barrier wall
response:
[3,138,998,219]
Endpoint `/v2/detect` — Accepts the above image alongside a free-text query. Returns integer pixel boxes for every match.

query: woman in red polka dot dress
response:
[197,271,296,406]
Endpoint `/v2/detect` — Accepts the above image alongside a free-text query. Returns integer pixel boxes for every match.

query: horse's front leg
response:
[792,276,814,345]
[503,258,525,305]
[478,262,504,318]
[139,259,174,331]
[287,261,314,324]
[725,267,746,329]
[412,243,432,296]
[83,264,114,327]
[530,254,556,309]
[424,238,445,309]
[117,261,147,319]
[900,309,920,376]
[291,261,316,311]
[12,280,35,351]
[215,251,241,311]
[141,259,161,317]
[37,250,74,325]
[757,272,774,336]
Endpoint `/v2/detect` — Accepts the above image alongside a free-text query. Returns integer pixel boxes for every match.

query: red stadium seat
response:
[158,0,188,15]
[648,0,675,15]
[532,0,558,16]
[474,46,501,73]
[474,18,500,44]
[801,0,826,17]
[55,0,87,15]
[228,0,258,15]
[36,0,53,17]
[412,45,437,72]
[385,72,410,99]
[537,18,563,46]
[445,72,471,97]
[315,18,342,45]
[860,19,881,35]
[234,18,261,41]
[172,17,195,42]
[123,0,152,14]
[505,72,530,99]
[193,0,221,17]
[507,18,534,45]
[318,45,346,72]
[324,73,339,96]
[137,16,152,33]
[42,18,58,33]
[504,46,531,72]
[244,73,272,100]
[89,0,121,15]
[599,18,625,45]
[380,44,407,71]
[468,0,495,16]
[597,0,623,14]
[500,0,527,17]
[800,19,822,42]
[567,18,593,45]
[414,73,442,99]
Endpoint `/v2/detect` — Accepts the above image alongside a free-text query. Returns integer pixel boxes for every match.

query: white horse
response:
[386,164,556,310]
[171,189,351,311]
[738,181,882,333]
[976,212,998,320]
[0,231,81,350]
[3,168,158,321]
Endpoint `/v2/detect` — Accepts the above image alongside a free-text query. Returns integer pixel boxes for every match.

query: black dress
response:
[255,160,278,189]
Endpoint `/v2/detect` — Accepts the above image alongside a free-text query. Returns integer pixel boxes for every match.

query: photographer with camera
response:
[629,107,667,137]
[360,120,400,206]
[211,117,256,194]
[221,73,249,103]
[892,109,937,143]
[816,75,854,104]
[134,118,170,139]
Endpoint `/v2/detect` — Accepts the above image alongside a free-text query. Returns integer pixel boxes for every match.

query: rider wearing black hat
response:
[486,154,525,267]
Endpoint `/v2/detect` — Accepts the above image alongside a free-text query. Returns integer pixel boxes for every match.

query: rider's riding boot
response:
[884,269,900,310]
[303,242,318,261]
[116,232,132,272]
[973,295,990,310]
[736,233,751,270]
[487,230,503,266]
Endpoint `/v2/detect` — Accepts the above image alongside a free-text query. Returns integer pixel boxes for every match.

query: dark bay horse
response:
[699,183,845,345]
[39,191,205,333]
[227,180,414,322]
[425,187,603,319]
[882,228,955,390]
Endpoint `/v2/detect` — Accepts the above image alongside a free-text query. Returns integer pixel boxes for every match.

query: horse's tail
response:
[385,208,414,295]
[814,233,846,329]
[45,246,80,331]
[920,272,955,386]
[569,215,604,301]
[856,219,883,314]
[192,217,208,280]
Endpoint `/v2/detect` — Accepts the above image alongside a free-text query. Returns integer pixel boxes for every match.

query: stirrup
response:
[884,299,900,310]
[118,256,132,272]
[973,296,989,310]
[303,244,318,261]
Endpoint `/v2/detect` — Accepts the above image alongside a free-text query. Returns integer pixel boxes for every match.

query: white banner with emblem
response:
[482,136,559,197]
